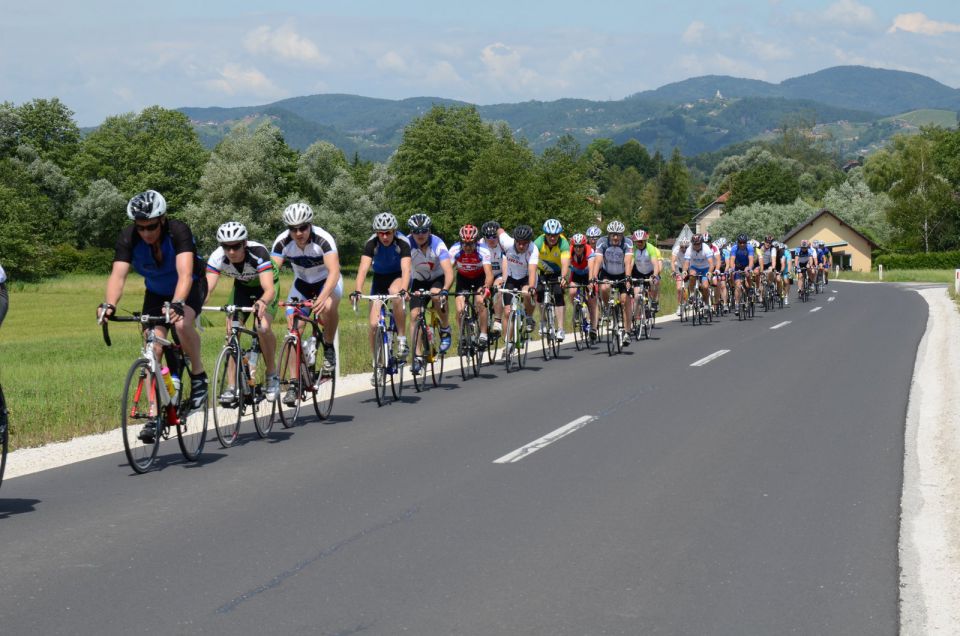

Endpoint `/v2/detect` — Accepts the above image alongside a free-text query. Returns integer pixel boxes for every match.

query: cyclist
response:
[727,233,755,315]
[712,237,730,312]
[630,229,661,327]
[816,240,832,285]
[205,221,281,402]
[682,234,714,309]
[0,262,7,329]
[406,213,455,355]
[758,235,779,304]
[671,236,691,316]
[498,224,539,336]
[794,239,817,298]
[568,233,598,340]
[585,225,602,250]
[592,220,634,347]
[353,212,412,380]
[778,242,792,306]
[481,221,505,335]
[97,190,208,420]
[533,219,570,341]
[449,224,494,350]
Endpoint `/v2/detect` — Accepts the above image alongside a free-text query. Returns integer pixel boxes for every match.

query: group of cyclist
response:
[94,187,834,420]
[669,232,833,316]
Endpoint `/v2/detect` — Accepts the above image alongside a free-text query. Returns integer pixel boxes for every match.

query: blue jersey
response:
[817,247,830,262]
[114,219,203,296]
[728,244,754,269]
[362,232,412,274]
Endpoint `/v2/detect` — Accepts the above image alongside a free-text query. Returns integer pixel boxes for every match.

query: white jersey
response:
[684,245,714,270]
[595,236,633,276]
[271,225,338,284]
[483,240,504,277]
[0,263,5,284]
[206,241,274,285]
[499,233,539,280]
[409,234,452,282]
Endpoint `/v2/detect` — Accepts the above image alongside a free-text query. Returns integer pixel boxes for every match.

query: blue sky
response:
[2,1,960,125]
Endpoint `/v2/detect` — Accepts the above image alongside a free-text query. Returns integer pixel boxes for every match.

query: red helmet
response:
[571,233,587,246]
[459,224,479,242]
[632,229,648,242]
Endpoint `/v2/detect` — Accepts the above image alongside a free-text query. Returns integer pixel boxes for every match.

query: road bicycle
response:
[455,290,484,380]
[100,307,208,474]
[352,293,405,406]
[537,277,561,361]
[497,287,531,372]
[688,275,710,326]
[761,274,778,313]
[630,277,655,340]
[204,304,275,446]
[483,294,501,364]
[598,279,628,356]
[797,268,813,303]
[275,300,336,425]
[570,281,595,351]
[409,290,446,391]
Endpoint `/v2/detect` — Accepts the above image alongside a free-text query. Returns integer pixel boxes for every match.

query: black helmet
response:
[736,233,748,244]
[481,220,500,238]
[513,225,534,241]
[407,213,432,232]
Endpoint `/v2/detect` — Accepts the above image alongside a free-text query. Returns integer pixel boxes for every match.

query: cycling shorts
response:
[410,277,444,310]
[599,269,629,294]
[142,278,206,319]
[536,275,564,306]
[285,276,342,317]
[229,281,279,321]
[370,271,401,296]
[455,273,485,294]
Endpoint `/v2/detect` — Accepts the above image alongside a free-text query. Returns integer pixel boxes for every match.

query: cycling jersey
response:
[449,242,492,280]
[114,219,204,296]
[684,245,714,272]
[272,226,338,284]
[483,239,504,278]
[794,247,815,267]
[362,233,412,275]
[533,234,570,276]
[633,243,660,276]
[408,233,451,282]
[569,245,594,277]
[728,244,755,269]
[595,236,633,276]
[207,241,277,286]
[760,245,778,268]
[817,247,830,263]
[499,233,539,280]
[0,263,5,284]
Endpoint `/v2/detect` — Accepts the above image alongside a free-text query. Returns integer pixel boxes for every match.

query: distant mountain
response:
[178,65,960,160]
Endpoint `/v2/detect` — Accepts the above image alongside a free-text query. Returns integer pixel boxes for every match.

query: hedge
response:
[873,251,960,270]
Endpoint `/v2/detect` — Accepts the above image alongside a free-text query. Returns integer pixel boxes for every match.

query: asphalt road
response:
[0,282,928,635]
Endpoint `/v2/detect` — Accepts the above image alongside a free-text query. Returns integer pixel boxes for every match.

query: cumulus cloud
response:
[888,13,960,36]
[205,64,285,98]
[377,51,408,73]
[824,0,876,27]
[244,24,331,66]
[480,42,542,92]
[425,60,464,86]
[682,21,706,44]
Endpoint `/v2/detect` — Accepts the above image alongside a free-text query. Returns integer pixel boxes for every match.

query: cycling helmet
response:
[513,225,534,241]
[542,218,563,235]
[749,239,760,248]
[702,232,711,244]
[407,212,432,232]
[372,212,398,231]
[800,239,809,247]
[606,220,625,234]
[763,235,774,244]
[481,220,500,238]
[736,233,748,244]
[126,190,167,220]
[679,237,691,247]
[692,234,703,245]
[632,229,649,242]
[282,202,314,226]
[585,225,602,239]
[217,221,248,243]
[713,238,727,249]
[817,240,826,248]
[459,224,479,242]
[571,233,587,246]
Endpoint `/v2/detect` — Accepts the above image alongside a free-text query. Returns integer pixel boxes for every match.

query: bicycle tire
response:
[277,337,304,426]
[309,337,335,420]
[549,305,560,357]
[0,385,9,488]
[605,308,616,356]
[504,313,517,373]
[430,329,443,388]
[572,303,585,351]
[250,351,274,438]
[177,353,207,462]
[390,327,404,400]
[372,328,390,406]
[121,359,161,473]
[459,311,472,381]
[518,314,529,368]
[540,305,552,361]
[212,344,242,448]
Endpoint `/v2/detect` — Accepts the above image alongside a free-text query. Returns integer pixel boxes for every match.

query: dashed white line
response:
[770,321,791,330]
[810,307,823,313]
[828,297,836,302]
[690,349,730,367]
[493,416,596,463]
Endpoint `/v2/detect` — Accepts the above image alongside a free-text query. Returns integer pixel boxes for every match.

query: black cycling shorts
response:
[142,277,206,319]
[410,278,444,310]
[370,271,401,296]
[599,269,629,294]
[455,273,485,294]
[536,275,564,305]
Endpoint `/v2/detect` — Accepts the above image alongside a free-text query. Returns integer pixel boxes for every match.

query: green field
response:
[0,273,679,450]
[880,109,958,129]
[833,268,953,283]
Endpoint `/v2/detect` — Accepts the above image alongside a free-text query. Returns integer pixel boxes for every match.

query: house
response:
[781,208,878,272]
[691,191,729,235]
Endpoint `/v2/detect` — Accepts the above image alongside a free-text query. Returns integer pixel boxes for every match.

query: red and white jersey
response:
[449,242,492,279]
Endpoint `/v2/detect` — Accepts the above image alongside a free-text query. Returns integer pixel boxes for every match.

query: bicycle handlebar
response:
[98,311,172,347]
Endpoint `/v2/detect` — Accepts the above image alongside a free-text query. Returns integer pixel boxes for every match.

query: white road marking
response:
[493,416,596,463]
[828,297,835,302]
[690,349,730,367]
[810,307,822,313]
[770,321,791,330]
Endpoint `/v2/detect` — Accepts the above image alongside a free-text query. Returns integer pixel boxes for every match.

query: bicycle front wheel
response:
[373,329,389,406]
[277,337,304,426]
[390,331,405,400]
[458,312,472,381]
[212,344,242,448]
[121,359,161,473]
[250,353,274,438]
[177,355,207,462]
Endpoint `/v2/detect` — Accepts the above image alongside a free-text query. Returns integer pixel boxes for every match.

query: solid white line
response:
[828,297,836,302]
[810,307,822,313]
[493,415,596,464]
[770,321,791,330]
[690,349,730,367]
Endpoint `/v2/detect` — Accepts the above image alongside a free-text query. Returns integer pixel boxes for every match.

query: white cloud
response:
[682,21,706,44]
[824,0,876,27]
[425,61,464,86]
[377,51,408,73]
[888,13,960,36]
[244,24,331,66]
[745,38,791,62]
[205,64,285,98]
[480,42,541,91]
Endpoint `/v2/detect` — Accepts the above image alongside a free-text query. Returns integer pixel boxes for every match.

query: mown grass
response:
[0,272,682,450]
[832,269,954,283]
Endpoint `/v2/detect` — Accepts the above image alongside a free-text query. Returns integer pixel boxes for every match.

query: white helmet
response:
[282,202,314,226]
[679,237,691,247]
[585,225,602,238]
[372,212,398,231]
[606,220,625,234]
[127,190,167,220]
[542,218,563,234]
[217,221,248,243]
[749,239,760,248]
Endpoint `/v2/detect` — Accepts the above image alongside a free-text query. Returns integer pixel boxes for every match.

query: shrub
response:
[874,251,960,269]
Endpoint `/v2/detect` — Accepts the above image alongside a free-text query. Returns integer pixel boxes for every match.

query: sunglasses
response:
[289,224,311,234]
[222,242,244,251]
[135,221,161,233]
[376,230,394,237]
[411,229,430,235]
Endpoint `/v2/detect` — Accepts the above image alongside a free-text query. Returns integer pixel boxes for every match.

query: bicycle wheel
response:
[486,325,500,365]
[250,349,274,438]
[277,337,304,426]
[411,320,428,392]
[212,344,242,448]
[373,329,389,406]
[311,340,336,420]
[459,312,472,381]
[390,330,405,400]
[429,326,443,387]
[605,308,616,356]
[0,385,9,488]
[177,354,207,462]
[518,315,529,368]
[120,359,161,473]
[549,305,560,357]
[572,303,585,351]
[540,305,552,361]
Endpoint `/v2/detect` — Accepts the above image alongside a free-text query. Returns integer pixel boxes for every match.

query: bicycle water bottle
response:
[246,349,259,385]
[171,374,181,405]
[160,367,176,400]
[305,336,317,365]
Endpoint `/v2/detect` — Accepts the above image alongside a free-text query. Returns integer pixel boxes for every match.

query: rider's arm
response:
[482,263,494,289]
[172,251,195,305]
[257,269,277,305]
[354,255,373,294]
[440,256,454,292]
[399,255,411,292]
[104,260,130,309]
[315,251,340,307]
[203,271,220,305]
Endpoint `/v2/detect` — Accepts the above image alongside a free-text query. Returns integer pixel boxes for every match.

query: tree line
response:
[2,98,957,281]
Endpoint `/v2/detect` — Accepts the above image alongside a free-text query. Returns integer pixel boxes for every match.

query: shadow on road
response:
[0,498,41,519]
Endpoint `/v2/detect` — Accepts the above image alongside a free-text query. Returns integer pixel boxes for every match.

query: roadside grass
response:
[833,269,954,284]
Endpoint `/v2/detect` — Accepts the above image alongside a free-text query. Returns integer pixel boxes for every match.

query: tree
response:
[296,141,349,206]
[530,135,594,233]
[11,98,80,167]
[727,161,800,210]
[708,199,815,241]
[655,147,693,236]
[821,176,894,246]
[70,179,127,248]
[601,166,646,229]
[460,129,537,232]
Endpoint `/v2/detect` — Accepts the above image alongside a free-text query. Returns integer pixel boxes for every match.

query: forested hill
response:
[179,65,960,160]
